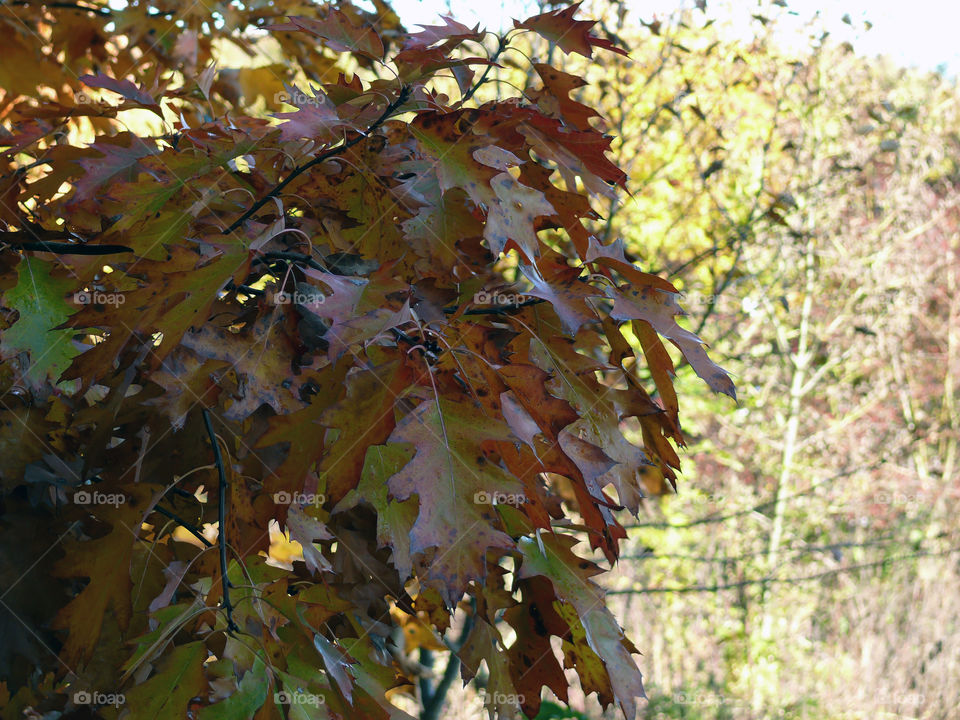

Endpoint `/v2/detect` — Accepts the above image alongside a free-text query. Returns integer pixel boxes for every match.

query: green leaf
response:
[336,443,418,578]
[198,658,270,720]
[123,641,208,720]
[0,257,79,389]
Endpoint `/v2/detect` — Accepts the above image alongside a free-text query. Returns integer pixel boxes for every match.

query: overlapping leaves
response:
[0,2,733,719]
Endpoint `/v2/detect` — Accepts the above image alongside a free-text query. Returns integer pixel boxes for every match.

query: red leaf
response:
[269,12,384,59]
[514,2,628,59]
[79,73,163,116]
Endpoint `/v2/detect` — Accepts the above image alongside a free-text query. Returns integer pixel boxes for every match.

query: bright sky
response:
[388,0,960,74]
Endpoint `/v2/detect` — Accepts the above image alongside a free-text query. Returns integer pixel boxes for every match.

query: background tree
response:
[535,3,960,718]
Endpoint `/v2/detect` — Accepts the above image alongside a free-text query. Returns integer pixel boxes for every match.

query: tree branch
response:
[460,35,507,106]
[152,505,213,548]
[223,85,412,235]
[6,240,134,255]
[250,251,328,272]
[203,409,238,633]
[447,297,546,316]
[421,601,476,720]
[6,1,176,17]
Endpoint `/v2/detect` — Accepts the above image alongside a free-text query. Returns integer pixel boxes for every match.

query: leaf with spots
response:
[484,172,555,260]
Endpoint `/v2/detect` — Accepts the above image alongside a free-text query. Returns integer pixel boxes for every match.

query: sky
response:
[387,0,960,74]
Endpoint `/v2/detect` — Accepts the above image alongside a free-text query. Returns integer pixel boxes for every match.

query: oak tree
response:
[0,1,733,718]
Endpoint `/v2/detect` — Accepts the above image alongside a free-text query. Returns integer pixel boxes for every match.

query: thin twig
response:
[7,1,110,16]
[251,251,327,272]
[152,505,213,548]
[202,409,238,633]
[608,546,960,595]
[623,462,883,531]
[226,283,265,296]
[460,35,507,106]
[5,1,176,17]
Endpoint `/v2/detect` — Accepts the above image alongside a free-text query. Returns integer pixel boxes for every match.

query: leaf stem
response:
[460,35,508,106]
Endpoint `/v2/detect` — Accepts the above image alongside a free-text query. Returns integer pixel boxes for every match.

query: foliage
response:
[0,2,734,719]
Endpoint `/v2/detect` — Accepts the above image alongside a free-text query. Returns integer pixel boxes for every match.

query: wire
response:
[607,546,960,595]
[621,461,886,531]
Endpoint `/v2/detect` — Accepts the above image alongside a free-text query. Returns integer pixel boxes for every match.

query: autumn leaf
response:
[285,505,333,575]
[269,12,384,59]
[79,72,163,116]
[123,641,208,719]
[0,257,79,390]
[531,64,601,130]
[484,172,555,260]
[386,396,524,605]
[517,533,645,718]
[610,284,737,399]
[336,444,418,578]
[514,2,628,58]
[52,523,135,666]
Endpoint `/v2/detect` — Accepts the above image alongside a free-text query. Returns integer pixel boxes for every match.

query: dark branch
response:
[6,1,176,17]
[460,35,507,106]
[223,85,413,235]
[7,1,111,16]
[225,282,265,296]
[251,251,328,272]
[421,601,476,720]
[446,297,546,316]
[202,408,239,633]
[152,505,213,548]
[7,240,134,255]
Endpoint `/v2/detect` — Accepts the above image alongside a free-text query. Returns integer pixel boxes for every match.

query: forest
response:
[0,1,957,719]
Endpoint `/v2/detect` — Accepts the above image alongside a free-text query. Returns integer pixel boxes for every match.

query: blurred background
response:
[387,0,959,717]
